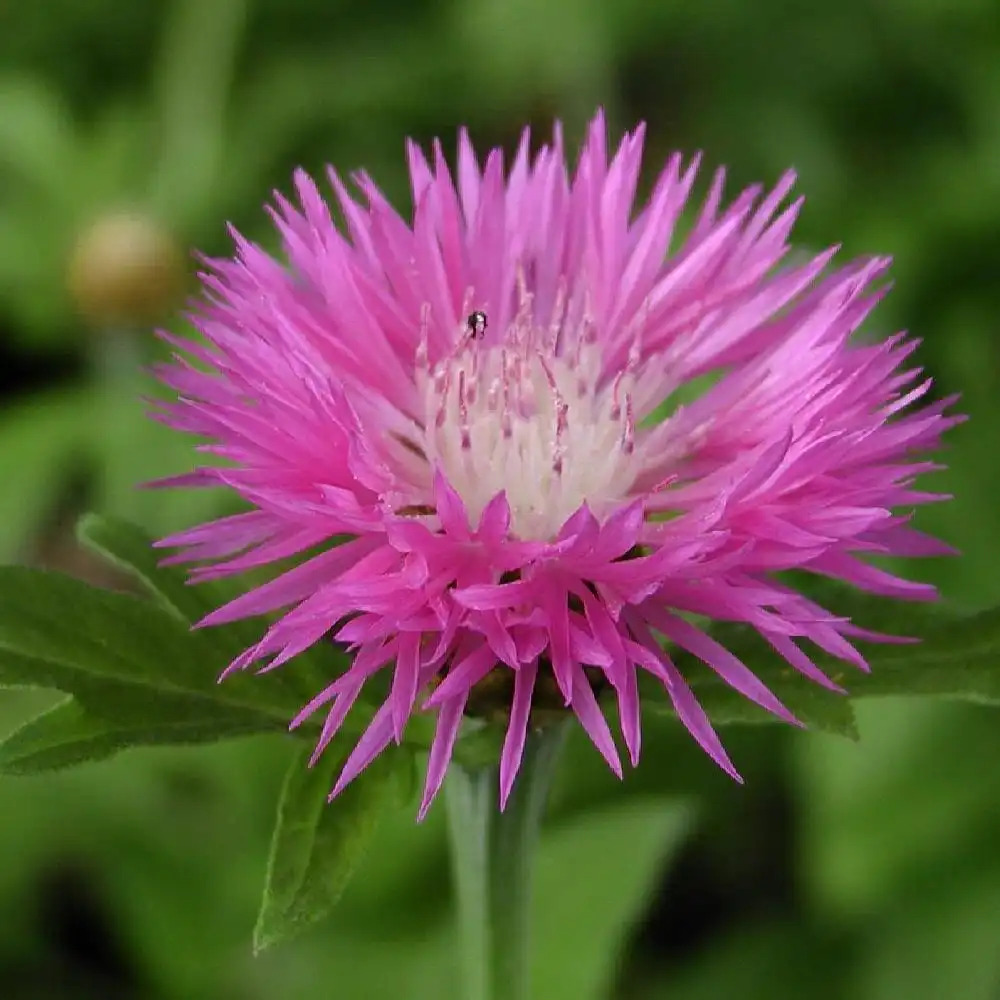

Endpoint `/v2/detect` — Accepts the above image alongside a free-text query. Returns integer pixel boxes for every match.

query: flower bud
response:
[67,211,186,329]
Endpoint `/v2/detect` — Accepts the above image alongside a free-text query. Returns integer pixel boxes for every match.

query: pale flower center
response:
[417,311,640,540]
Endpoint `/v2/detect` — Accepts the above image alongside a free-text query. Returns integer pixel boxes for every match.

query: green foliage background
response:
[1,1,999,998]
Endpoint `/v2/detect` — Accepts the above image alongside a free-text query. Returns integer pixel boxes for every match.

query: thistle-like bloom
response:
[153,112,958,816]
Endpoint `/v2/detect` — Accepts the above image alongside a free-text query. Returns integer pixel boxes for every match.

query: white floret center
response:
[419,310,640,540]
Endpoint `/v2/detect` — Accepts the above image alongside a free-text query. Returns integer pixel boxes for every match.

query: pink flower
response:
[152,111,959,817]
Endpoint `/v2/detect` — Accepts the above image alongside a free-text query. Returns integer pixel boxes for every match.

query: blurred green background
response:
[2,1,1000,998]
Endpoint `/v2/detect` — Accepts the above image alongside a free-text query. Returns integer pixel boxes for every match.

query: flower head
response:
[153,111,959,816]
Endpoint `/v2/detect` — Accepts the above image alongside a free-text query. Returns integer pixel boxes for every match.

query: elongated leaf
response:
[0,565,317,732]
[253,742,414,952]
[0,554,385,781]
[652,589,1000,740]
[79,509,256,613]
[709,603,1000,706]
[680,630,861,739]
[531,799,695,1000]
[78,513,345,704]
[76,517,1000,765]
[75,515,449,751]
[78,512,265,649]
[78,512,196,622]
[0,694,272,774]
[843,606,1000,702]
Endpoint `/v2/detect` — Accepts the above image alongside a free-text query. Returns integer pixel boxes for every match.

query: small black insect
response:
[466,310,487,339]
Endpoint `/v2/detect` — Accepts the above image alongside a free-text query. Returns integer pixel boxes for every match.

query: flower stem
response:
[444,721,569,1000]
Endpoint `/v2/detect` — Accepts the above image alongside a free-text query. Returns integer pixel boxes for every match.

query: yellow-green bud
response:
[67,211,187,329]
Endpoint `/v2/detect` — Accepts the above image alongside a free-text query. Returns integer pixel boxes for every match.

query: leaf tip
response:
[250,925,278,957]
[74,511,101,545]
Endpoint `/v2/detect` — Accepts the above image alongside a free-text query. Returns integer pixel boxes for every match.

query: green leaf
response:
[681,630,861,739]
[77,514,487,755]
[855,867,1000,1000]
[78,512,220,627]
[77,513,332,700]
[796,698,1000,919]
[629,626,860,739]
[0,564,309,735]
[845,606,1000,702]
[531,798,695,1000]
[75,515,447,753]
[253,742,414,952]
[652,588,1000,741]
[0,694,272,774]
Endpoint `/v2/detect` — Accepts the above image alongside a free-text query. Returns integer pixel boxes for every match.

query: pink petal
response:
[418,695,468,820]
[499,661,538,809]
[329,701,395,799]
[569,663,622,778]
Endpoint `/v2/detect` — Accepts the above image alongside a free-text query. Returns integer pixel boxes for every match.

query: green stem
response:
[152,0,247,226]
[445,720,569,1000]
[93,328,145,518]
